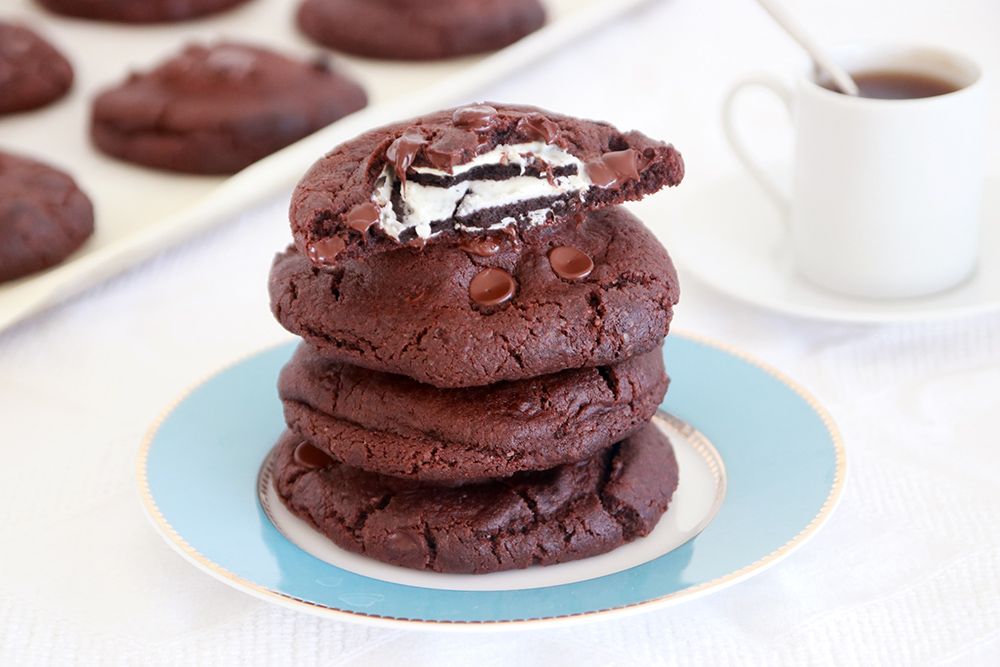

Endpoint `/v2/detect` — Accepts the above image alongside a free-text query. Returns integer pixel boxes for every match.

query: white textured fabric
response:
[3,0,1000,664]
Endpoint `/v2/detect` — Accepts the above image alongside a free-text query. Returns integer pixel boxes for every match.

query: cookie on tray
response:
[0,151,94,282]
[279,343,669,483]
[35,0,253,23]
[297,0,546,61]
[270,205,680,387]
[91,42,367,174]
[273,420,679,574]
[0,22,73,116]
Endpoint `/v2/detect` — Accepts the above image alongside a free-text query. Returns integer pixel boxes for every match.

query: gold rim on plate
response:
[136,331,846,630]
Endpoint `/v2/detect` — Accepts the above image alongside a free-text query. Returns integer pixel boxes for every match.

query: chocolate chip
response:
[306,236,346,265]
[517,112,559,144]
[293,441,334,468]
[425,128,478,171]
[585,149,640,188]
[386,129,427,181]
[345,202,380,234]
[459,236,502,257]
[469,267,516,306]
[548,245,594,280]
[452,104,498,131]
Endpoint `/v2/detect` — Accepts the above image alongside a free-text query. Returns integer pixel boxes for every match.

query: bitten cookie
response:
[35,0,252,23]
[297,0,546,61]
[0,151,94,282]
[0,23,73,116]
[270,205,680,387]
[91,42,367,174]
[273,421,679,574]
[279,343,669,483]
[288,103,683,268]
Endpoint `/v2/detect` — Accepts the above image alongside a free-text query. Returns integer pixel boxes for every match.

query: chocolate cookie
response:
[36,0,252,23]
[297,0,546,61]
[0,23,73,116]
[0,151,94,282]
[91,42,367,174]
[289,103,683,268]
[270,205,679,388]
[279,343,668,483]
[273,421,679,573]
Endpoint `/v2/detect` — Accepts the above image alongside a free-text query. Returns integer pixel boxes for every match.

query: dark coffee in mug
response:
[822,70,960,99]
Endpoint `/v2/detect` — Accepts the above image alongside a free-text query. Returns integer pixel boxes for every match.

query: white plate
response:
[637,168,1000,324]
[0,0,651,332]
[258,412,726,593]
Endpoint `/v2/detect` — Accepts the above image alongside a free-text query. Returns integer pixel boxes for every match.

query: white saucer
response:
[636,169,1000,324]
[258,413,725,593]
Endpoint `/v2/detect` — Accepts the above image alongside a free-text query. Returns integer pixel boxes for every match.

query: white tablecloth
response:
[3,0,1000,663]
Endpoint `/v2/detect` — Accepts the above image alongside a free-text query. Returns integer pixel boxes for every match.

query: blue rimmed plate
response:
[138,333,845,629]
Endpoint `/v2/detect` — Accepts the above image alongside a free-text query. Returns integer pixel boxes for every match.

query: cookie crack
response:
[595,443,643,540]
[422,523,438,569]
[352,493,392,537]
[596,365,618,397]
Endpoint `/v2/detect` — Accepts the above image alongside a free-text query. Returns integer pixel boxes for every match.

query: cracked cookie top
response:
[36,0,253,23]
[0,150,94,282]
[0,22,73,116]
[297,0,547,61]
[273,419,679,574]
[289,103,683,268]
[270,205,679,387]
[279,342,668,483]
[90,41,367,174]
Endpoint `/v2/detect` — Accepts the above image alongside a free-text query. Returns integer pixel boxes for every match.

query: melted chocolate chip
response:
[517,113,559,144]
[469,267,516,306]
[586,149,641,188]
[306,236,346,265]
[526,154,556,185]
[293,441,334,468]
[459,236,502,257]
[345,202,380,234]
[386,129,427,181]
[604,149,641,180]
[384,529,425,561]
[452,105,498,132]
[425,128,477,172]
[548,246,594,280]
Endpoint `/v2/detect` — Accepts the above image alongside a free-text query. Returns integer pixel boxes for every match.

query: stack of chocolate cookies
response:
[267,104,685,574]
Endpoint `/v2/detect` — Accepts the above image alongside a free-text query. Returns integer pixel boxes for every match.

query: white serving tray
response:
[0,0,652,332]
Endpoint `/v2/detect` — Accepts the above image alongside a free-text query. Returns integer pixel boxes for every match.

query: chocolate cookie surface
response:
[0,23,73,116]
[273,421,679,573]
[270,205,679,388]
[91,42,367,174]
[289,103,683,268]
[0,151,94,282]
[36,0,252,23]
[297,0,545,61]
[279,343,669,483]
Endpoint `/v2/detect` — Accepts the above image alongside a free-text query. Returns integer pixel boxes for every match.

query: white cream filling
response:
[371,142,592,241]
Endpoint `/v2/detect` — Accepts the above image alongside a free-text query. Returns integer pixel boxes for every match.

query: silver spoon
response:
[755,0,860,95]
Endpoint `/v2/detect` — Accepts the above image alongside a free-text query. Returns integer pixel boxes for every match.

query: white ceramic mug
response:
[723,45,986,299]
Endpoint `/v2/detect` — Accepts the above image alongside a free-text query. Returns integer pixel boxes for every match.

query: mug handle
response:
[722,76,793,218]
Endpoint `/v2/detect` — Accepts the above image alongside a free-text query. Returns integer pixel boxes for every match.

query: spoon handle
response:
[755,0,860,96]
